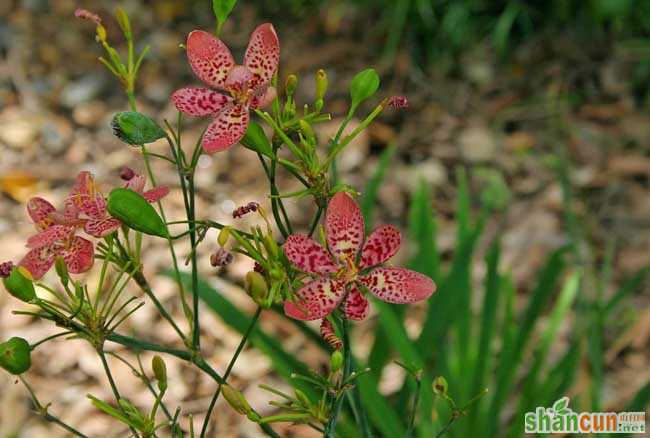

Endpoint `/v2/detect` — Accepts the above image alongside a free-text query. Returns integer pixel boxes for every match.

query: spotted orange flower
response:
[172,24,279,153]
[283,193,436,321]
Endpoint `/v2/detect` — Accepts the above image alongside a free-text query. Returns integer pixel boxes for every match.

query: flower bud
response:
[96,24,107,43]
[299,120,315,144]
[55,257,69,287]
[2,266,36,303]
[0,337,32,375]
[245,271,268,303]
[115,7,132,38]
[120,166,136,181]
[263,235,279,260]
[107,188,167,237]
[152,355,168,392]
[294,389,311,407]
[217,226,231,246]
[330,350,344,373]
[315,69,328,100]
[432,376,448,396]
[285,74,298,96]
[210,248,233,267]
[222,384,253,415]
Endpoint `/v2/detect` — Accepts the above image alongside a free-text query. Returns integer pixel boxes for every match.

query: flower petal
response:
[225,65,254,93]
[244,23,280,91]
[142,187,169,203]
[63,236,94,274]
[186,30,235,90]
[19,245,58,280]
[202,104,249,153]
[342,285,369,320]
[123,174,146,193]
[171,87,232,117]
[359,267,435,304]
[284,278,345,321]
[325,192,365,261]
[26,225,74,249]
[27,197,56,230]
[250,86,277,109]
[85,218,121,238]
[283,234,338,275]
[359,224,401,269]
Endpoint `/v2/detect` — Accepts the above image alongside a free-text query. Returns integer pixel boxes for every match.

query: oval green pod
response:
[107,188,167,237]
[111,111,166,145]
[2,266,36,303]
[0,337,32,375]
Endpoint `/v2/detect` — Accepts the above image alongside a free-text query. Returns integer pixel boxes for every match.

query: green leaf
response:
[350,68,380,110]
[0,337,31,375]
[241,120,274,158]
[111,112,166,145]
[212,0,237,34]
[552,396,569,412]
[107,188,168,237]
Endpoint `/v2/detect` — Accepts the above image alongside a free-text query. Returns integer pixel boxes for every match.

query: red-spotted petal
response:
[250,86,277,109]
[244,23,280,91]
[225,65,254,93]
[70,171,94,197]
[186,30,235,90]
[26,225,74,249]
[202,104,249,153]
[359,224,401,269]
[284,234,338,275]
[284,278,345,321]
[27,197,56,230]
[85,218,121,238]
[62,236,94,274]
[171,87,232,117]
[19,245,58,280]
[359,267,435,304]
[342,285,369,320]
[325,192,365,261]
[142,187,169,203]
[123,174,146,193]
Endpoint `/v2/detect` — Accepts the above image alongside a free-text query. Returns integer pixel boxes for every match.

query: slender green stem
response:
[132,271,186,342]
[97,349,139,436]
[200,307,262,437]
[406,377,422,437]
[30,331,72,350]
[323,317,351,436]
[308,206,323,237]
[19,376,88,438]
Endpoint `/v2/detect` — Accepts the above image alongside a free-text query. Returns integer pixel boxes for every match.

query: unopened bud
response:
[54,257,69,287]
[217,226,231,246]
[120,166,136,181]
[330,350,344,373]
[222,384,253,415]
[152,355,168,392]
[96,24,107,42]
[320,319,342,350]
[299,120,315,143]
[263,235,279,259]
[0,261,14,278]
[432,376,448,396]
[210,248,233,267]
[245,271,268,303]
[285,74,298,96]
[115,7,132,38]
[315,69,328,100]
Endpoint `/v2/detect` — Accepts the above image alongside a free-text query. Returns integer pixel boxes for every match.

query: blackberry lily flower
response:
[283,193,436,321]
[67,171,168,238]
[172,24,280,153]
[19,197,93,280]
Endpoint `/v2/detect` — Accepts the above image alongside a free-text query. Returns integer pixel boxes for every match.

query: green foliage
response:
[212,0,238,35]
[349,68,380,111]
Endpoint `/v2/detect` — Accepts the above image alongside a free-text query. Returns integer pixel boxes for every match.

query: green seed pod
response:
[0,337,32,375]
[54,257,69,287]
[107,188,167,237]
[245,271,268,303]
[315,69,328,100]
[111,111,165,146]
[350,68,380,109]
[2,267,36,303]
[432,376,448,396]
[152,355,168,392]
[330,350,343,373]
[222,384,253,415]
[217,226,231,247]
[285,74,298,96]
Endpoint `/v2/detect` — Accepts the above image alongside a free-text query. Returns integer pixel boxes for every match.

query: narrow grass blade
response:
[360,143,396,232]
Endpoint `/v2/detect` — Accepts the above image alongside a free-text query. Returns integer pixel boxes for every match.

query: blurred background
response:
[0,0,648,436]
